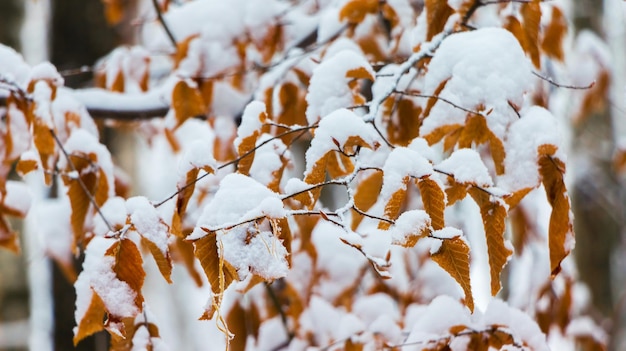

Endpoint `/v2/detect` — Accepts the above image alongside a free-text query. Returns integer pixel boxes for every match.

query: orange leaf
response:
[172,80,206,128]
[351,170,384,229]
[379,185,408,230]
[417,177,446,230]
[538,153,573,277]
[431,236,474,312]
[142,238,173,284]
[298,155,329,209]
[0,215,20,253]
[445,180,468,206]
[541,7,567,61]
[73,292,106,345]
[339,0,379,24]
[62,155,98,252]
[33,119,55,185]
[194,232,238,295]
[236,133,260,176]
[521,0,542,68]
[226,301,248,351]
[469,189,512,295]
[425,0,454,41]
[106,239,145,310]
[173,237,204,287]
[345,67,375,81]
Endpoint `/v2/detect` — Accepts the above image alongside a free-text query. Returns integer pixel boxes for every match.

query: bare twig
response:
[532,71,595,90]
[151,0,177,48]
[395,89,483,116]
[50,129,114,232]
[352,205,394,224]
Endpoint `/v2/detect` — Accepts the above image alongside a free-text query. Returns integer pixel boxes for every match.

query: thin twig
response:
[154,124,318,208]
[352,205,394,224]
[50,129,114,232]
[151,0,177,48]
[532,71,594,90]
[396,90,483,116]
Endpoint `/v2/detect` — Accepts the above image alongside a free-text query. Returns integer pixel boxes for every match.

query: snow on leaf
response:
[390,209,431,247]
[189,173,285,239]
[74,237,141,344]
[73,291,106,345]
[436,148,494,187]
[417,177,446,230]
[538,148,573,277]
[469,188,512,296]
[430,231,474,312]
[305,51,374,125]
[235,101,266,176]
[126,196,173,283]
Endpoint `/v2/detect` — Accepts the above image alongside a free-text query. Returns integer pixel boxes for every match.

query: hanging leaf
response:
[73,292,107,345]
[541,7,567,61]
[106,239,146,310]
[469,188,512,296]
[538,146,573,277]
[172,80,206,129]
[339,0,379,24]
[417,177,446,230]
[194,232,238,295]
[431,235,474,312]
[351,170,384,230]
[425,0,454,41]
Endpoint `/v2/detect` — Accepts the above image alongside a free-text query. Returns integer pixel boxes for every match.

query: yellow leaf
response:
[417,177,446,230]
[73,292,106,345]
[538,152,573,277]
[425,0,454,41]
[194,233,238,295]
[339,0,379,24]
[469,189,512,296]
[106,239,145,310]
[172,80,206,129]
[431,236,474,312]
[351,170,384,229]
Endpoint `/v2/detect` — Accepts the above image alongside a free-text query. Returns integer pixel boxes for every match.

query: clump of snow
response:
[3,181,33,216]
[305,50,374,124]
[483,299,549,351]
[74,237,139,331]
[93,197,127,236]
[420,28,533,140]
[0,44,31,89]
[126,196,169,253]
[188,173,285,239]
[405,295,471,345]
[96,46,150,93]
[234,101,265,149]
[30,62,64,87]
[379,147,433,201]
[390,209,431,245]
[436,148,493,187]
[499,106,563,192]
[304,108,377,177]
[178,140,217,175]
[249,134,289,187]
[220,225,289,281]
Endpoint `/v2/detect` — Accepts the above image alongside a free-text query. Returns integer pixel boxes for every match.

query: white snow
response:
[436,148,493,187]
[126,196,169,254]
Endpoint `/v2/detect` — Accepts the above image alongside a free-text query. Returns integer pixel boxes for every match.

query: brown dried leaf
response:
[172,80,206,129]
[469,189,512,296]
[521,0,542,68]
[431,236,474,312]
[62,155,98,251]
[73,292,106,345]
[15,159,38,176]
[226,301,248,351]
[33,119,55,185]
[339,0,379,24]
[236,132,260,176]
[379,186,408,230]
[194,233,237,295]
[418,177,446,230]
[142,238,173,284]
[538,152,573,277]
[541,7,567,61]
[352,170,384,230]
[173,237,203,287]
[0,215,20,253]
[345,67,375,81]
[425,0,454,41]
[445,181,468,206]
[106,239,145,310]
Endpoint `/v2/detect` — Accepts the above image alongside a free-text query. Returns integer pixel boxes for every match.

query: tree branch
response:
[151,0,177,49]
